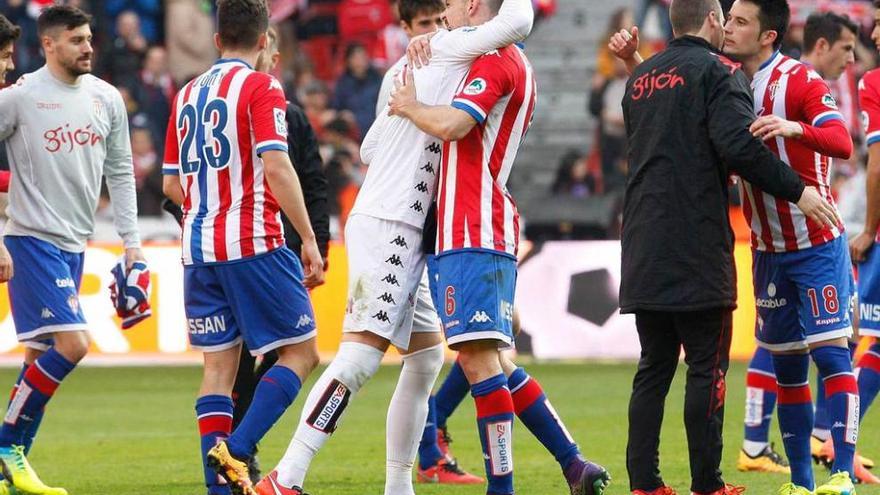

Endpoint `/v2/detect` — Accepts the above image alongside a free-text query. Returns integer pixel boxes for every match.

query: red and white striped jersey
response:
[859,68,880,240]
[436,45,536,256]
[741,52,846,252]
[859,68,880,147]
[163,59,290,265]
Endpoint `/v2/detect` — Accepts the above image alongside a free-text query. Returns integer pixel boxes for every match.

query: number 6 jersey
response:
[163,58,289,265]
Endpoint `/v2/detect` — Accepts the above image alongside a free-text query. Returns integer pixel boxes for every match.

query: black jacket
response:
[620,36,805,313]
[281,102,331,260]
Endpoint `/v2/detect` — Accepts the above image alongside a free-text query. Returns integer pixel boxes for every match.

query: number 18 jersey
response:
[163,59,290,265]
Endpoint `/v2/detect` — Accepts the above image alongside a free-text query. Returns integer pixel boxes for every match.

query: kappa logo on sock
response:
[485,420,513,476]
[4,382,32,425]
[307,379,351,433]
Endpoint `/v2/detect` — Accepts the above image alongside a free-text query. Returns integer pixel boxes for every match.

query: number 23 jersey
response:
[163,58,289,265]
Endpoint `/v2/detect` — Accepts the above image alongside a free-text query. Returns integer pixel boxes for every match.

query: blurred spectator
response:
[325,149,361,230]
[1,0,42,77]
[634,0,672,41]
[333,43,382,140]
[321,117,363,165]
[376,0,410,69]
[552,149,596,198]
[104,0,161,43]
[99,11,148,87]
[138,46,175,154]
[590,8,632,192]
[129,115,164,216]
[165,0,216,86]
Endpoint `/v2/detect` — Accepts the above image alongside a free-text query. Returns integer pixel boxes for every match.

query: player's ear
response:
[400,19,412,37]
[257,32,268,51]
[213,33,222,53]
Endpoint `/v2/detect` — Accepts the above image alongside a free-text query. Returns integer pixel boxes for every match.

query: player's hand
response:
[0,242,13,283]
[406,32,436,69]
[608,26,640,61]
[301,240,325,289]
[849,230,875,263]
[124,247,146,271]
[389,66,417,118]
[750,115,804,141]
[795,186,840,229]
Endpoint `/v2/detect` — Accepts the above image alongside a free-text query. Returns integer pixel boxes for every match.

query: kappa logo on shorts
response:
[296,314,314,329]
[470,311,493,324]
[385,254,404,267]
[410,200,424,213]
[40,308,55,319]
[382,274,401,286]
[421,162,435,174]
[377,292,396,305]
[425,142,442,154]
[372,310,391,323]
[390,235,409,248]
[414,181,428,193]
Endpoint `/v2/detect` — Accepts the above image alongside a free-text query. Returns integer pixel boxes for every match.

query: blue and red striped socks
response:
[508,368,579,470]
[743,347,777,455]
[812,346,859,479]
[226,365,301,459]
[773,353,814,490]
[435,358,469,429]
[813,341,857,440]
[856,343,880,421]
[196,395,233,495]
[472,374,514,495]
[0,348,74,448]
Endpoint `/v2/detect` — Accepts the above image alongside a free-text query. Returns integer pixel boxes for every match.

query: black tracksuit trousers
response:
[626,308,733,494]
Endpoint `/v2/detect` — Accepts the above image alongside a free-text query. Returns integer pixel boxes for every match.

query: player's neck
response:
[800,53,825,78]
[219,49,259,69]
[742,48,776,79]
[45,60,80,86]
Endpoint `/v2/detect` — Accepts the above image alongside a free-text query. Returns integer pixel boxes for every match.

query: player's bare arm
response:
[262,149,325,288]
[162,175,185,206]
[851,141,880,262]
[609,26,643,75]
[389,67,476,141]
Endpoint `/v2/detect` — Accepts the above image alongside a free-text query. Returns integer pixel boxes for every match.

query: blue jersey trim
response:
[434,247,518,261]
[451,101,485,124]
[868,135,880,146]
[813,113,844,127]
[215,58,253,69]
[255,143,289,155]
[162,167,180,176]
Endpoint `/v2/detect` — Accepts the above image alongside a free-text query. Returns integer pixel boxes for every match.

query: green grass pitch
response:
[5,361,879,494]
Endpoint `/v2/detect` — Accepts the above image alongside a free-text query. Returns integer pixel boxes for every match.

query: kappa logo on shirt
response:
[382,274,400,286]
[410,200,424,213]
[425,143,442,154]
[414,181,429,193]
[421,162,435,174]
[385,254,404,267]
[389,235,409,248]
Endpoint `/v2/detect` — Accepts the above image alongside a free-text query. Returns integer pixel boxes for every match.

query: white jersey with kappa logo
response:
[355,0,534,229]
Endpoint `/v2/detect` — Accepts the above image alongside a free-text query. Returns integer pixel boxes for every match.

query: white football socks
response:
[276,341,384,488]
[385,344,444,495]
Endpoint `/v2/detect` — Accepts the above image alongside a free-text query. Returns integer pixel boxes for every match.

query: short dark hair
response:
[803,12,858,54]
[217,0,269,50]
[669,0,722,36]
[37,5,92,37]
[398,0,444,25]
[740,0,790,50]
[0,15,21,48]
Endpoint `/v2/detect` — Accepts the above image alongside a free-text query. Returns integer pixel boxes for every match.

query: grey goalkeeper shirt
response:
[0,66,140,252]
